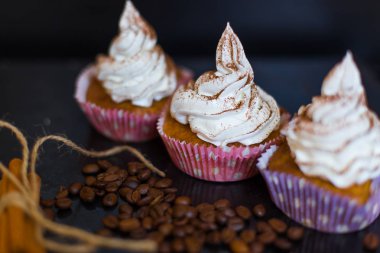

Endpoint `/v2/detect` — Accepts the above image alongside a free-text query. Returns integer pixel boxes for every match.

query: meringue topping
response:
[170,23,280,146]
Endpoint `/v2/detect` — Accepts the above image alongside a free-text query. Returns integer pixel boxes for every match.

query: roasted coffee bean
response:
[198,222,217,231]
[184,236,203,253]
[131,190,141,203]
[102,193,118,207]
[95,189,106,197]
[158,242,171,253]
[256,221,273,233]
[223,207,236,218]
[148,188,164,199]
[40,198,55,208]
[235,205,252,220]
[230,239,249,253]
[118,187,132,199]
[137,195,153,206]
[137,169,151,181]
[102,215,119,229]
[206,231,221,245]
[119,218,140,232]
[287,226,304,241]
[123,179,139,189]
[171,238,185,252]
[163,187,178,194]
[85,176,97,186]
[97,160,113,170]
[79,186,96,203]
[105,181,121,193]
[147,177,158,187]
[174,196,191,206]
[148,231,164,243]
[55,197,72,210]
[274,238,293,251]
[130,228,147,239]
[142,216,153,230]
[106,166,120,174]
[149,205,164,219]
[119,203,133,214]
[137,184,150,195]
[164,193,176,202]
[103,173,119,183]
[258,230,277,244]
[135,206,150,219]
[216,212,228,225]
[118,213,132,220]
[253,204,266,218]
[155,178,173,188]
[240,229,256,243]
[184,224,195,235]
[214,199,231,210]
[173,204,188,218]
[227,217,244,231]
[82,163,100,174]
[221,228,236,243]
[55,186,69,199]
[199,210,216,223]
[173,225,187,237]
[43,208,55,220]
[185,206,197,219]
[268,218,287,233]
[94,180,107,189]
[363,233,380,251]
[158,223,173,236]
[250,242,265,253]
[68,182,82,195]
[128,162,145,175]
[96,228,113,237]
[174,217,189,226]
[196,203,215,213]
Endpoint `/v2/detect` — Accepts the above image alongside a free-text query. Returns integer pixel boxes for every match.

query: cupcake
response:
[75,1,192,142]
[158,23,285,182]
[258,52,380,233]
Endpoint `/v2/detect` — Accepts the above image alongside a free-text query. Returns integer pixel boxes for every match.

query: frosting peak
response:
[285,52,380,188]
[170,24,280,146]
[96,0,177,107]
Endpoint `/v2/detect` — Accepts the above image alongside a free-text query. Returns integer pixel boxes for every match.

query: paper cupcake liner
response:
[75,65,193,142]
[257,146,380,233]
[157,114,284,182]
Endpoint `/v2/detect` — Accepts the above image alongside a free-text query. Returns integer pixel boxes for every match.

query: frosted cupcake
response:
[158,23,285,182]
[75,1,192,142]
[258,52,380,233]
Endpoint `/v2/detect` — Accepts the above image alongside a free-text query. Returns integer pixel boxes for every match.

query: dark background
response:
[1,0,380,64]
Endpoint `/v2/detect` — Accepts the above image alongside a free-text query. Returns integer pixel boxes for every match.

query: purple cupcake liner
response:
[257,145,380,233]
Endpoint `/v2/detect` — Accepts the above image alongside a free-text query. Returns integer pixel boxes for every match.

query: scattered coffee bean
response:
[137,184,150,195]
[137,169,151,181]
[55,186,69,199]
[55,197,72,210]
[229,239,249,253]
[95,189,106,197]
[287,226,304,241]
[216,212,228,225]
[227,217,245,231]
[155,178,173,188]
[214,199,231,210]
[128,162,145,175]
[221,228,237,243]
[104,174,119,183]
[258,230,277,244]
[199,210,216,223]
[196,203,214,213]
[223,207,236,218]
[123,179,139,190]
[102,193,118,207]
[40,198,55,208]
[80,186,95,203]
[131,190,141,203]
[119,218,141,232]
[164,193,176,203]
[256,221,272,233]
[240,229,256,243]
[97,160,113,170]
[137,195,153,206]
[253,204,266,218]
[82,163,100,174]
[163,187,178,194]
[235,205,252,220]
[85,176,97,186]
[268,218,287,233]
[68,182,82,195]
[175,196,191,206]
[102,215,119,229]
[363,233,380,251]
[119,203,133,214]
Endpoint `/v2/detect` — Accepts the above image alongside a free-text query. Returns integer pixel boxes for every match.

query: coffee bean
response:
[97,160,113,170]
[206,231,221,245]
[274,238,293,251]
[173,226,187,237]
[119,218,140,232]
[171,238,185,252]
[216,212,228,225]
[148,188,165,199]
[223,207,236,218]
[142,216,154,230]
[130,228,147,239]
[250,242,264,253]
[131,190,141,203]
[159,223,173,236]
[227,217,244,231]
[173,205,188,218]
[158,242,171,253]
[85,176,97,186]
[135,206,150,219]
[137,169,151,181]
[258,230,277,244]
[102,215,119,229]
[268,218,287,233]
[148,231,164,243]
[256,221,273,233]
[229,239,249,253]
[175,196,191,206]
[240,229,256,243]
[103,174,119,183]
[137,184,150,195]
[287,226,304,241]
[80,186,96,203]
[55,197,72,210]
[119,203,133,214]
[105,181,121,193]
[95,189,106,197]
[147,177,158,187]
[118,187,132,199]
[118,213,132,220]
[40,198,55,208]
[102,193,118,207]
[235,205,252,220]
[184,236,203,253]
[186,206,197,219]
[82,163,100,174]
[214,199,231,210]
[128,162,144,176]
[150,205,164,219]
[163,187,178,194]
[221,228,236,243]
[55,186,69,199]
[363,233,380,251]
[184,224,194,235]
[155,178,173,188]
[96,228,113,237]
[105,165,119,174]
[68,182,82,195]
[164,193,176,202]
[200,210,216,223]
[123,179,139,189]
[253,204,266,218]
[137,195,153,206]
[174,217,189,226]
[43,208,55,220]
[196,203,215,213]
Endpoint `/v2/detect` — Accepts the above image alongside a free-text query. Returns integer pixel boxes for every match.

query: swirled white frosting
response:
[285,52,380,188]
[96,1,177,107]
[170,23,280,146]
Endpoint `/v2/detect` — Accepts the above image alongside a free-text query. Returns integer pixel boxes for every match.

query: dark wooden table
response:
[1,56,380,252]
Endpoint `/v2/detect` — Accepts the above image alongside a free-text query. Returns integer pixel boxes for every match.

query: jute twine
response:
[0,120,165,253]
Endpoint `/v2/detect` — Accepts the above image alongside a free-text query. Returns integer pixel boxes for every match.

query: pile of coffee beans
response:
[40,160,308,252]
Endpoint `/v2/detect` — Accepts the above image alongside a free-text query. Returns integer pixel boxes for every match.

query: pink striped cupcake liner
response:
[157,113,285,182]
[75,65,193,142]
[257,145,380,233]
